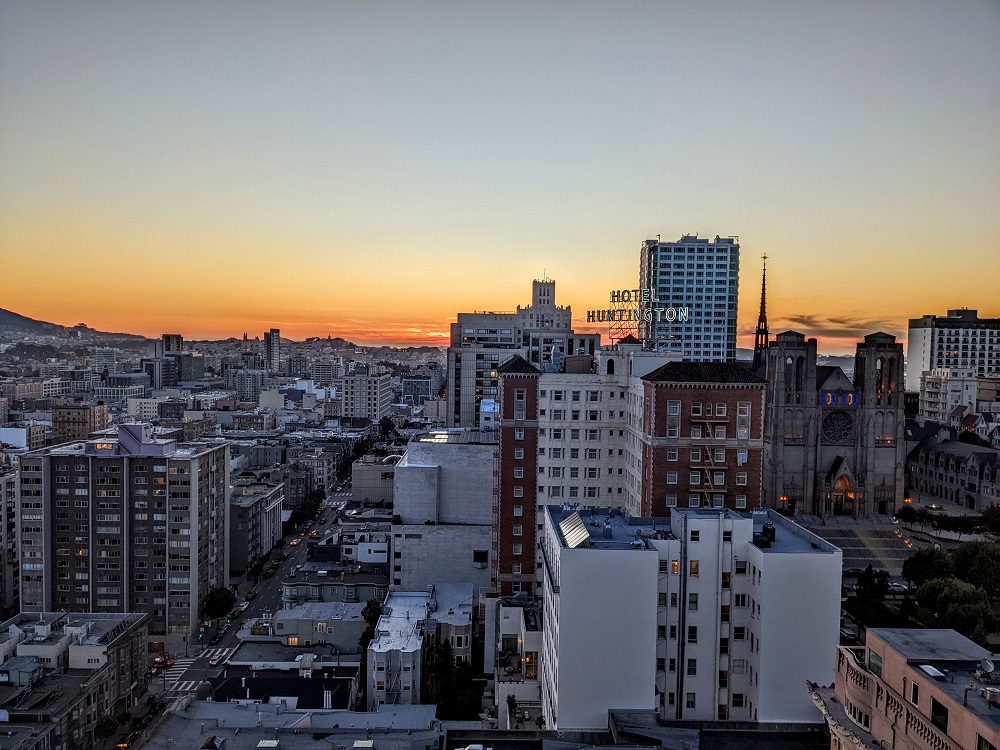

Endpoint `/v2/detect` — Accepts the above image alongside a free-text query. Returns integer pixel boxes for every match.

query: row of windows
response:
[668,401,751,417]
[666,494,748,509]
[667,471,748,485]
[540,390,605,402]
[666,448,748,464]
[543,409,622,420]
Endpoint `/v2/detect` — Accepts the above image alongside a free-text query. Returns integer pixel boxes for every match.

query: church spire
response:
[752,254,769,371]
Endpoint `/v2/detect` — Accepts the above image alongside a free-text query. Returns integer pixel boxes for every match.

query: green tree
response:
[856,564,888,601]
[958,431,992,448]
[895,504,919,524]
[506,693,518,720]
[203,586,237,620]
[953,542,1000,597]
[94,716,118,741]
[902,548,953,587]
[359,597,382,650]
[379,416,397,440]
[356,597,383,709]
[916,578,998,641]
[423,638,456,707]
[982,504,1000,534]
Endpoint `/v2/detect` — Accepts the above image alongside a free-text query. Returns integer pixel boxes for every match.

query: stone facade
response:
[763,332,905,517]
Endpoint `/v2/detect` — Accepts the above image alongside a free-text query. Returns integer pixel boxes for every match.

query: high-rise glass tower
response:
[639,235,740,361]
[263,328,281,373]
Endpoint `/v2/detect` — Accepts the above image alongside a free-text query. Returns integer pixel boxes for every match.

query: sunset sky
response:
[1,1,997,354]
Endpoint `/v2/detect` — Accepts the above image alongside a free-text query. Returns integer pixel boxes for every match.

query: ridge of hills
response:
[0,308,144,340]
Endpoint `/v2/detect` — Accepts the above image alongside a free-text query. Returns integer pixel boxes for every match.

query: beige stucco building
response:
[811,628,1000,750]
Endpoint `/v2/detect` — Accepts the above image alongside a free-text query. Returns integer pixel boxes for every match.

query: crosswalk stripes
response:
[200,647,236,661]
[166,680,199,693]
[159,658,195,683]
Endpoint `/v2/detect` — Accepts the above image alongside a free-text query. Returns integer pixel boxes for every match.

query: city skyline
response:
[1,1,998,354]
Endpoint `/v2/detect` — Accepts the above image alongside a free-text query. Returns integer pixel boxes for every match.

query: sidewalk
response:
[906,491,981,518]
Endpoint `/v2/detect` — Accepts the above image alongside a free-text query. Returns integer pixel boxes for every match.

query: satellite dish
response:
[981,659,995,673]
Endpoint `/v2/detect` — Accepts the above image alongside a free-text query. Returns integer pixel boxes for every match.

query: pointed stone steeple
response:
[752,255,769,372]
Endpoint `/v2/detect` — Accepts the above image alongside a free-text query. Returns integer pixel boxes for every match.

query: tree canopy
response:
[203,586,237,620]
[953,542,1000,597]
[915,578,997,643]
[902,548,953,587]
[855,564,888,601]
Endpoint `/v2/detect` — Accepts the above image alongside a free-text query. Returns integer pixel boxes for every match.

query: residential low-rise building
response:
[366,583,473,710]
[907,434,1000,512]
[268,601,367,652]
[367,591,428,710]
[0,612,147,750]
[810,628,1000,750]
[280,567,388,609]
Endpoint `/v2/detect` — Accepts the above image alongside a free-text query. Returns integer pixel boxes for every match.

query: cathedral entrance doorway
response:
[832,476,855,516]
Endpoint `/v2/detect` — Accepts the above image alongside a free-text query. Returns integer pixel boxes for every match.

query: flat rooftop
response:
[544,505,838,556]
[548,505,676,550]
[284,566,388,586]
[152,701,438,750]
[411,429,498,445]
[429,583,474,627]
[273,601,366,624]
[748,510,840,554]
[370,593,430,654]
[229,641,346,664]
[867,630,1000,730]
[872,628,991,663]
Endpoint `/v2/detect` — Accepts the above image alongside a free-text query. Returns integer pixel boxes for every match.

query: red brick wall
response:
[642,382,765,516]
[495,371,539,595]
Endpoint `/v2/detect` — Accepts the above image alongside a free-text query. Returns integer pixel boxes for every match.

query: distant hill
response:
[0,308,145,341]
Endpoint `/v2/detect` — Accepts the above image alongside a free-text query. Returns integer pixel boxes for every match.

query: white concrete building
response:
[918,368,979,424]
[367,591,429,709]
[338,525,390,566]
[392,430,496,594]
[638,235,741,361]
[907,309,1000,392]
[479,398,499,431]
[538,505,841,729]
